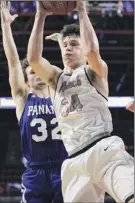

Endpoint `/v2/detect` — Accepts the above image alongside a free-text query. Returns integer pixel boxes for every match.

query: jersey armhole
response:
[18,92,33,124]
[84,67,108,101]
[51,72,63,104]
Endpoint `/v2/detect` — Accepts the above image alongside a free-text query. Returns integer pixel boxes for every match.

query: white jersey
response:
[53,65,113,156]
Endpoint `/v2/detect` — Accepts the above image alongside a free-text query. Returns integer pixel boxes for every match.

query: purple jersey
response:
[19,92,67,167]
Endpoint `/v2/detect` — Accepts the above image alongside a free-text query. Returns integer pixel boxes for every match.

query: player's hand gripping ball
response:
[40,1,76,15]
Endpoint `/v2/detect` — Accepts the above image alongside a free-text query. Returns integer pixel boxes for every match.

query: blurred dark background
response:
[0,1,134,202]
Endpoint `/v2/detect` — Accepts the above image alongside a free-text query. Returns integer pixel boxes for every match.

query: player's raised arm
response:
[1,1,27,101]
[27,1,62,89]
[77,0,108,78]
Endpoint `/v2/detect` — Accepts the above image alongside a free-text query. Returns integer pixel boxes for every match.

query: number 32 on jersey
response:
[30,118,61,142]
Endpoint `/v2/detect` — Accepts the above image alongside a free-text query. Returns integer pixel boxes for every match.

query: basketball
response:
[40,1,76,15]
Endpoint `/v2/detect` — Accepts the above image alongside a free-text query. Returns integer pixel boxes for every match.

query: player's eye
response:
[71,42,78,46]
[63,43,67,47]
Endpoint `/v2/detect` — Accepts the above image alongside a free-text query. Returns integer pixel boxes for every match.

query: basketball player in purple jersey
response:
[1,2,67,203]
[27,1,134,203]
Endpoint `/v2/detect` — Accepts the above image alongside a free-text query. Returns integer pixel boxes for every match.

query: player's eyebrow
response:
[63,39,79,44]
[70,39,79,43]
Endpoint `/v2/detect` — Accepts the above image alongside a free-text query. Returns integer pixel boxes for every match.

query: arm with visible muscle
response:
[77,0,108,78]
[1,1,27,102]
[27,1,62,89]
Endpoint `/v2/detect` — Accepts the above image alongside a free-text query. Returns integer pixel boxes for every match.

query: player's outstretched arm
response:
[1,1,27,101]
[126,100,134,113]
[77,0,108,78]
[27,1,62,89]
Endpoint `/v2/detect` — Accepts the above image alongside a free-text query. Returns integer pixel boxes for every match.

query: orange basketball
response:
[40,1,76,15]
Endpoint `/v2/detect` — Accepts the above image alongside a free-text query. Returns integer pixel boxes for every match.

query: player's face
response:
[61,36,86,70]
[26,66,46,89]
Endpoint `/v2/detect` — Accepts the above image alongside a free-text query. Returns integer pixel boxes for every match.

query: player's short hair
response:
[60,24,80,39]
[21,58,29,82]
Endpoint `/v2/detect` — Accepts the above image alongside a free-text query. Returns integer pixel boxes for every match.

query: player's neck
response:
[30,87,49,98]
[64,63,87,73]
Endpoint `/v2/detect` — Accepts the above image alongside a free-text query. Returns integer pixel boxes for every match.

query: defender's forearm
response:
[2,23,20,66]
[27,14,46,62]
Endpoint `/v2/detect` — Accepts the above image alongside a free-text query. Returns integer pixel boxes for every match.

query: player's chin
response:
[37,81,46,86]
[65,60,77,69]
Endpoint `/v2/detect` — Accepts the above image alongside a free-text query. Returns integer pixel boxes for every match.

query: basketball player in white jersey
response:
[1,2,67,203]
[27,0,134,202]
